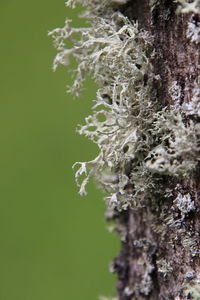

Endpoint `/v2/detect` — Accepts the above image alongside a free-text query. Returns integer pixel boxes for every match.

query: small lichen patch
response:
[124,286,134,297]
[187,18,200,44]
[157,259,173,277]
[175,0,200,14]
[150,0,160,12]
[173,192,195,219]
[184,283,200,299]
[183,86,200,117]
[169,81,182,106]
[140,262,154,296]
[145,109,198,178]
[182,235,199,257]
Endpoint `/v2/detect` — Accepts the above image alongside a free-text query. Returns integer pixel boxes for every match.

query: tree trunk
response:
[112,1,200,299]
[50,1,200,298]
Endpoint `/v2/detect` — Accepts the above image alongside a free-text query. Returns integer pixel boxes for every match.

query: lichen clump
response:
[184,283,200,299]
[175,0,200,14]
[50,0,199,211]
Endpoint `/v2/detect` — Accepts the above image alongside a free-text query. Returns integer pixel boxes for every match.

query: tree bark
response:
[112,1,200,299]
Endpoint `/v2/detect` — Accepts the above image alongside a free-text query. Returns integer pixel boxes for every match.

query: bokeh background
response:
[0,1,119,299]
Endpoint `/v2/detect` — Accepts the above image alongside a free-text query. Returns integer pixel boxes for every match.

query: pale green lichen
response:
[169,81,182,106]
[183,86,200,116]
[175,0,200,14]
[184,275,200,299]
[157,259,173,277]
[150,0,160,12]
[182,235,199,257]
[140,263,154,296]
[50,0,200,211]
[145,110,199,178]
[173,192,195,220]
[187,19,200,44]
[50,0,158,207]
[184,283,200,299]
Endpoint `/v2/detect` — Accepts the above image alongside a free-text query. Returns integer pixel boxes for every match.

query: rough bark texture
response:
[113,1,200,299]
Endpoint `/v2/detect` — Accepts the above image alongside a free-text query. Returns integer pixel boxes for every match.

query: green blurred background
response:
[0,1,119,299]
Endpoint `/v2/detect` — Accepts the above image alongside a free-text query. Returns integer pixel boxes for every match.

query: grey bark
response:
[112,1,200,299]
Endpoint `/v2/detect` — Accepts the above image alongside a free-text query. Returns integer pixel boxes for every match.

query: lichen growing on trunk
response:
[50,0,199,210]
[50,0,200,299]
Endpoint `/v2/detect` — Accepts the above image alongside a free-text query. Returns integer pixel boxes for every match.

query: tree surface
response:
[114,1,200,299]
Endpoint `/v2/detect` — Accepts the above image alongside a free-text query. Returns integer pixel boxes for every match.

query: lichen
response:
[140,262,154,296]
[150,0,160,12]
[182,235,199,257]
[50,0,200,212]
[123,286,134,297]
[184,283,200,299]
[157,259,173,277]
[183,85,200,117]
[145,109,198,178]
[187,18,200,44]
[175,0,200,14]
[173,192,195,220]
[169,81,182,106]
[184,273,200,300]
